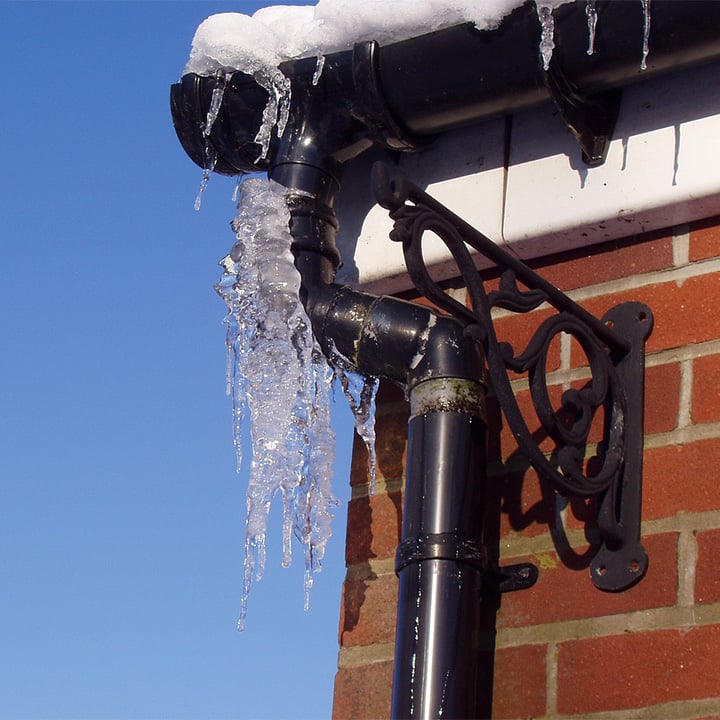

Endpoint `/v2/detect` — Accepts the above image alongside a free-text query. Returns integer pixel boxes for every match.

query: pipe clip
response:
[395,532,487,574]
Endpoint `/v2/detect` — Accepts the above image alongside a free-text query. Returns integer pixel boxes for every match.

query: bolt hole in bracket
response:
[373,161,653,592]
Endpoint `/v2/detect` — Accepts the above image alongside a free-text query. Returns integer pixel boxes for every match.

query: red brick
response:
[692,354,720,425]
[645,362,681,434]
[495,465,558,539]
[482,232,673,294]
[498,532,677,628]
[493,307,562,374]
[345,491,403,566]
[350,410,408,487]
[497,386,561,459]
[696,529,720,605]
[340,573,398,647]
[579,274,720,354]
[643,439,720,519]
[690,216,720,262]
[533,232,673,292]
[558,625,720,713]
[493,644,547,719]
[333,661,393,719]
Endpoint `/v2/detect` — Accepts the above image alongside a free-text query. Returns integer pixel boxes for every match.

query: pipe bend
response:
[295,260,483,387]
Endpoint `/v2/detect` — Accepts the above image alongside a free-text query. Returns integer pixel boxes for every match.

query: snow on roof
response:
[182,0,572,77]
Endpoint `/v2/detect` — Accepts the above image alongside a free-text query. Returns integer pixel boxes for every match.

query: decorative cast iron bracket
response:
[372,162,653,592]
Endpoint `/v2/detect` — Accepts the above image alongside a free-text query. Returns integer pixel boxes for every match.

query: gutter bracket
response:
[373,161,653,592]
[543,61,622,166]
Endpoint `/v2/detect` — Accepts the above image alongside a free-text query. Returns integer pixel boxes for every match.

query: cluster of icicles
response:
[216,179,378,631]
[537,0,651,71]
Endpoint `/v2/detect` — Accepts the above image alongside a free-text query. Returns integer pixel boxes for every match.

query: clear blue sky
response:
[0,2,356,718]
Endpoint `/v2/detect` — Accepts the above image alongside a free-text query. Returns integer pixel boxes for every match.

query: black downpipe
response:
[170,3,720,716]
[393,383,488,719]
[286,177,489,720]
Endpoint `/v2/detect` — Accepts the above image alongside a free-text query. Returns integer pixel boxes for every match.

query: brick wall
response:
[332,217,720,719]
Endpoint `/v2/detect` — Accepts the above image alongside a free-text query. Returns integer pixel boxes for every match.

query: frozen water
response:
[252,70,291,161]
[536,2,556,71]
[585,0,597,56]
[216,177,338,630]
[312,54,326,87]
[640,0,651,71]
[194,72,228,211]
[329,342,379,494]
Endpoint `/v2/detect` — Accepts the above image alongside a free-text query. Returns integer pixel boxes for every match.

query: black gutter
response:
[172,0,720,175]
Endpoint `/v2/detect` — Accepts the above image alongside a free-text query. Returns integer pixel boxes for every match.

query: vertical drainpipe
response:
[393,373,488,719]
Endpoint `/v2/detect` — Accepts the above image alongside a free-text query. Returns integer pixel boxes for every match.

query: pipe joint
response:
[409,376,486,420]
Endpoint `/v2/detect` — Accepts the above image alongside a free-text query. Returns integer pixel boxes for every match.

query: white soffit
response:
[340,61,720,295]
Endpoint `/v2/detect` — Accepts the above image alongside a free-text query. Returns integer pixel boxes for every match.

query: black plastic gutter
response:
[378,0,720,137]
[172,0,720,176]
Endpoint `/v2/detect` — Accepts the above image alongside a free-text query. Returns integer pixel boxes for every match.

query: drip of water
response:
[586,0,597,55]
[329,343,379,494]
[216,178,337,631]
[253,70,292,161]
[640,0,651,70]
[535,2,556,71]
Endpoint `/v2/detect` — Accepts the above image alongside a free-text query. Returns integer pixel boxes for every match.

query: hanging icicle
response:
[586,0,597,56]
[640,0,651,70]
[535,1,556,71]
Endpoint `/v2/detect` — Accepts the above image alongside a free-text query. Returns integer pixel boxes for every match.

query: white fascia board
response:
[504,61,720,258]
[337,61,720,295]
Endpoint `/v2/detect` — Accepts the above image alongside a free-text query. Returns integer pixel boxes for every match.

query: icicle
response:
[253,70,292,162]
[232,176,243,204]
[535,2,556,71]
[586,0,597,56]
[640,0,651,70]
[312,54,326,86]
[205,70,229,137]
[328,343,379,495]
[194,153,216,211]
[194,72,228,212]
[216,178,337,631]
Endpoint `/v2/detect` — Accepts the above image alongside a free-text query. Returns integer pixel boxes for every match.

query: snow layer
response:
[183,0,572,76]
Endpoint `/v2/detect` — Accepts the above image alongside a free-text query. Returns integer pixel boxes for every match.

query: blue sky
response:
[0,2,356,717]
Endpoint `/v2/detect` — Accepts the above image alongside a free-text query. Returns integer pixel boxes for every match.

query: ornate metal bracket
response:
[372,161,653,592]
